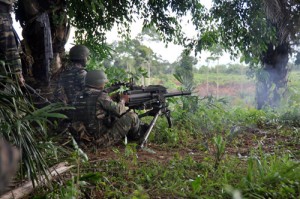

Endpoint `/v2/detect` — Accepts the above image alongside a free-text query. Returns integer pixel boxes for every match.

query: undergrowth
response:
[33,94,300,198]
[38,146,299,198]
[3,70,300,198]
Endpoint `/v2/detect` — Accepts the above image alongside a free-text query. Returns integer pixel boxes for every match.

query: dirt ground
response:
[4,125,299,199]
[87,128,299,164]
[195,82,256,98]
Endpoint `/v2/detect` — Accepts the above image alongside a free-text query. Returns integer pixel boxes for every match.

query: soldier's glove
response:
[109,92,120,102]
[120,94,129,104]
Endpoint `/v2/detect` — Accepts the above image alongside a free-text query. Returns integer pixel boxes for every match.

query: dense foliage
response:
[192,0,300,63]
[66,0,204,58]
[0,75,68,183]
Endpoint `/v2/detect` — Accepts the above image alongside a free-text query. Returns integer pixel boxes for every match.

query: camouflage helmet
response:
[69,45,90,61]
[85,70,108,88]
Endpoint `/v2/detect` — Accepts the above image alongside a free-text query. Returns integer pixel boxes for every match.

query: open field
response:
[153,71,300,108]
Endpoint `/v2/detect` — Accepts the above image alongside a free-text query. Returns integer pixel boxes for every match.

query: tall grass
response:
[240,151,300,198]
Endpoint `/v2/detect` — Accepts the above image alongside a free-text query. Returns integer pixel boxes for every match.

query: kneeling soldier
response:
[71,70,146,147]
[55,45,89,104]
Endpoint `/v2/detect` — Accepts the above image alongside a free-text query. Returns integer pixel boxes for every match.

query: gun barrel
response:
[128,91,191,100]
[127,91,191,102]
[164,91,191,98]
[125,90,191,109]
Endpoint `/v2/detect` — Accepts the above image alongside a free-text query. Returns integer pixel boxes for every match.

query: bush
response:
[0,75,67,183]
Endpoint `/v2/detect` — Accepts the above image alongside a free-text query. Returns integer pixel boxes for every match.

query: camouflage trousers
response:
[22,12,53,86]
[72,112,141,148]
[0,12,22,74]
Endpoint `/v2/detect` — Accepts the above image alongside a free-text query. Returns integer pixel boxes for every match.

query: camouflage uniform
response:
[72,88,140,147]
[0,0,22,75]
[54,62,87,104]
[15,0,53,87]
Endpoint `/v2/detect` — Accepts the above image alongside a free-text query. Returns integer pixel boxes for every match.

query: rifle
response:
[105,78,138,93]
[23,83,50,105]
[115,84,191,148]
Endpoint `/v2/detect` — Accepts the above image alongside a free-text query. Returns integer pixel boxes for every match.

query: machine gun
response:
[115,83,191,148]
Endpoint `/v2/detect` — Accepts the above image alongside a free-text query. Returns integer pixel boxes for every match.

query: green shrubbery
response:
[28,96,300,198]
[0,75,68,183]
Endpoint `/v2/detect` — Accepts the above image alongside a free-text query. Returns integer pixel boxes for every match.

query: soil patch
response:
[195,82,255,98]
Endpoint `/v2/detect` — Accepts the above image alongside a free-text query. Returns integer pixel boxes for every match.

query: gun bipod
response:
[139,110,161,149]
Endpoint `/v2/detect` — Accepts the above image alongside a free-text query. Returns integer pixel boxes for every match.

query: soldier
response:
[0,0,25,86]
[15,0,69,93]
[54,45,89,104]
[15,0,53,88]
[71,70,147,147]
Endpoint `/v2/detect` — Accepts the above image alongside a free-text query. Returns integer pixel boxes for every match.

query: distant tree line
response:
[289,64,300,71]
[103,39,174,77]
[195,64,247,75]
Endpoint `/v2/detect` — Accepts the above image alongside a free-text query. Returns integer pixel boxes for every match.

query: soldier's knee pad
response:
[125,112,139,123]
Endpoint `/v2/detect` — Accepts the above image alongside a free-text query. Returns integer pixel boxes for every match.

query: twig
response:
[0,162,74,199]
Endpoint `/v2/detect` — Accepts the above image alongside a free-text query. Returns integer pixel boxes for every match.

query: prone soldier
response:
[71,70,147,147]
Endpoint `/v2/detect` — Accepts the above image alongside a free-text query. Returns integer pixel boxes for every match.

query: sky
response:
[12,0,237,66]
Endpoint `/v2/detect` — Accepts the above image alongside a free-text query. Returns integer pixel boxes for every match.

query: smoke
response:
[256,44,289,109]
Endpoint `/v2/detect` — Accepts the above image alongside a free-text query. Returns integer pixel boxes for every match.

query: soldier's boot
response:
[127,123,149,142]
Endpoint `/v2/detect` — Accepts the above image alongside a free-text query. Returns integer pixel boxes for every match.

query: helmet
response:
[69,45,90,61]
[85,70,108,88]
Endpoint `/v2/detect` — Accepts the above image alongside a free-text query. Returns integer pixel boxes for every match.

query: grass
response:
[32,92,300,198]
[193,73,252,85]
[289,71,300,88]
[5,70,300,198]
[0,75,69,184]
[152,73,253,90]
[38,140,299,198]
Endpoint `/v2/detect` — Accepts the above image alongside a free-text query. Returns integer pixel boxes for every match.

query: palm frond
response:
[263,0,299,43]
[0,75,68,184]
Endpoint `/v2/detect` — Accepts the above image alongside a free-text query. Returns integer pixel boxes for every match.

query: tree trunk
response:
[15,0,69,91]
[256,43,289,109]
